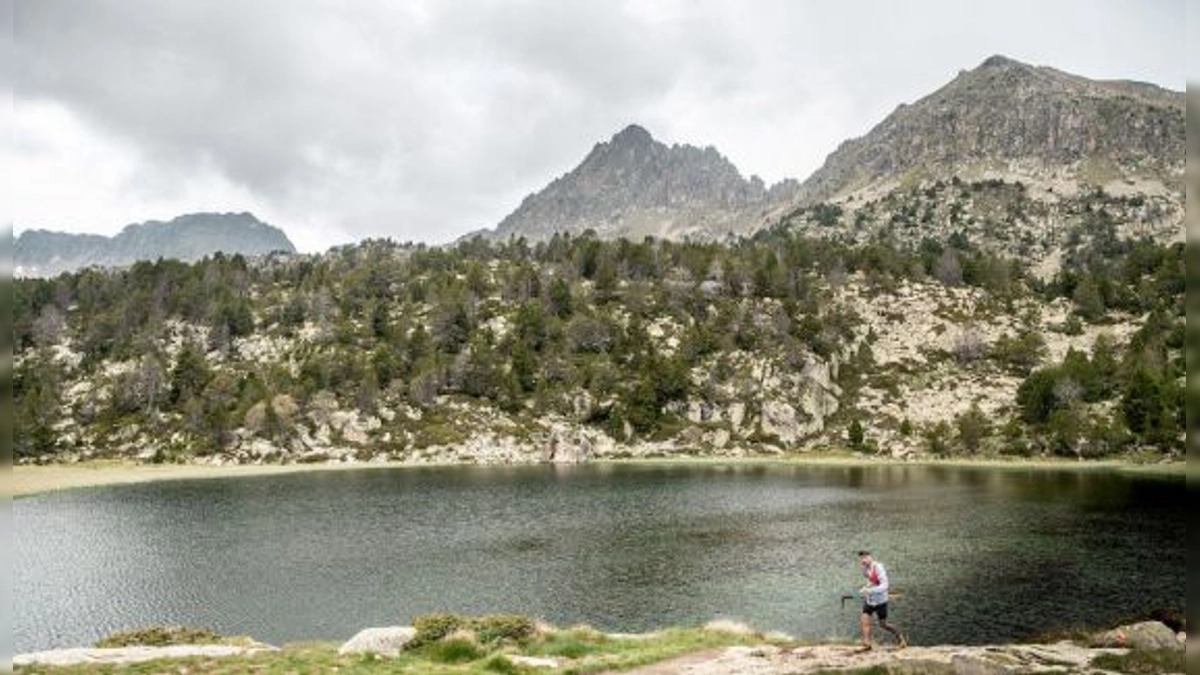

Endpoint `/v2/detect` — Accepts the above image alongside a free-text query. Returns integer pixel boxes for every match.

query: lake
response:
[13,462,1185,652]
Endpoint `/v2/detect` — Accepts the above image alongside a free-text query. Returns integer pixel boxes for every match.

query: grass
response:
[15,624,780,675]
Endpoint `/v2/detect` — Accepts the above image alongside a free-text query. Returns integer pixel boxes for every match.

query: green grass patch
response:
[417,637,486,664]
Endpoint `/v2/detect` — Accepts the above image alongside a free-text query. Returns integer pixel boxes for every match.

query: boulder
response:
[760,401,800,443]
[1092,620,1181,651]
[338,626,417,657]
[728,402,746,430]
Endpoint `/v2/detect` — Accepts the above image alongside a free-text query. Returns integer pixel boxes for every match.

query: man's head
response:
[858,550,873,567]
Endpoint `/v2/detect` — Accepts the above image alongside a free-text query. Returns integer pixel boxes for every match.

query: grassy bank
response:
[9,452,1185,498]
[14,623,782,674]
[15,618,1188,675]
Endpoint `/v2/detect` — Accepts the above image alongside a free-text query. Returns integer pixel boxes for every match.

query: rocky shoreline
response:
[13,620,1187,674]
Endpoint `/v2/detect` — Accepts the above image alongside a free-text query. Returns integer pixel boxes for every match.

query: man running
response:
[857,550,907,650]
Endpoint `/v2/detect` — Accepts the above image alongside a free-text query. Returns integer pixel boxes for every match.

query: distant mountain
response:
[491,124,798,241]
[796,54,1185,204]
[15,212,296,277]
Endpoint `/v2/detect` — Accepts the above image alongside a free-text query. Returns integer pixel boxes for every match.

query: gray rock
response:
[760,401,800,444]
[1092,620,1181,651]
[14,643,276,667]
[338,626,417,657]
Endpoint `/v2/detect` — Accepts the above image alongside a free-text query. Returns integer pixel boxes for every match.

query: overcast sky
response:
[5,0,1187,252]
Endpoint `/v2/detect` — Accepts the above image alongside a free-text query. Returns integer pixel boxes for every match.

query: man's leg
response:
[859,610,873,649]
[875,604,907,648]
[879,618,906,647]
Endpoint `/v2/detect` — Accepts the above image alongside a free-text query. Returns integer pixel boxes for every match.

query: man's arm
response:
[872,563,890,593]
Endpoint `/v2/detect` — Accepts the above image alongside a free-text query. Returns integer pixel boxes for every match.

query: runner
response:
[856,549,907,651]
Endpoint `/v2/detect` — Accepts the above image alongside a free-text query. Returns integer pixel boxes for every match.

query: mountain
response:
[15,212,296,277]
[775,55,1185,277]
[491,124,798,241]
[488,57,1183,254]
[797,54,1184,203]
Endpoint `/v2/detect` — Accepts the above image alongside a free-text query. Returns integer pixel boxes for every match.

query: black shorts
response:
[862,602,889,620]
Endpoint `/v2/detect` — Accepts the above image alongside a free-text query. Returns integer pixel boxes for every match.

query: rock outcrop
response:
[1092,620,1182,651]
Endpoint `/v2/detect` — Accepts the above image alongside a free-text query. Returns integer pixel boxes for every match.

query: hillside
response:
[11,56,1186,468]
[13,229,1182,467]
[15,212,296,278]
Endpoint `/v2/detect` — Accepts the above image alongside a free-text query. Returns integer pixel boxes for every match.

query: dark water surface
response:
[14,463,1185,652]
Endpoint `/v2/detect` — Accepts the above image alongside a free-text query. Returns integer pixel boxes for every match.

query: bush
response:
[923,421,952,456]
[94,625,222,648]
[847,420,865,450]
[474,614,537,644]
[410,613,537,650]
[955,403,991,454]
[411,613,466,648]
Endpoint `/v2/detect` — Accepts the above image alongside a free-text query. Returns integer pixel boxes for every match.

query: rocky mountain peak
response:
[978,53,1023,70]
[794,54,1184,205]
[610,123,654,148]
[492,124,796,241]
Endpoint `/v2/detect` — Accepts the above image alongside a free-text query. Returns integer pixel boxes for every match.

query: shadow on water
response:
[14,463,1186,651]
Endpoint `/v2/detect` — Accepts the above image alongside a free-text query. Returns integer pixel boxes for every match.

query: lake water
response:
[14,463,1185,652]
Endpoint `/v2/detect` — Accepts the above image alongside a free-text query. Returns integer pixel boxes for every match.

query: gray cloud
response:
[10,0,1187,251]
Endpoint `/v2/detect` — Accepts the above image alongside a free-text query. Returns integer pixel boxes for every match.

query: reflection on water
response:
[14,463,1185,652]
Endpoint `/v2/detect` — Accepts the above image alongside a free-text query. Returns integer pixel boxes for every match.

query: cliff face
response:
[15,212,296,278]
[492,124,798,241]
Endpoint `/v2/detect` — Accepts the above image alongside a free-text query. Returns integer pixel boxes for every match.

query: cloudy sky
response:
[6,0,1187,252]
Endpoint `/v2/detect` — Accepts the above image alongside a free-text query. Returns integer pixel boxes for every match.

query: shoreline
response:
[8,453,1186,498]
[13,618,1188,673]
